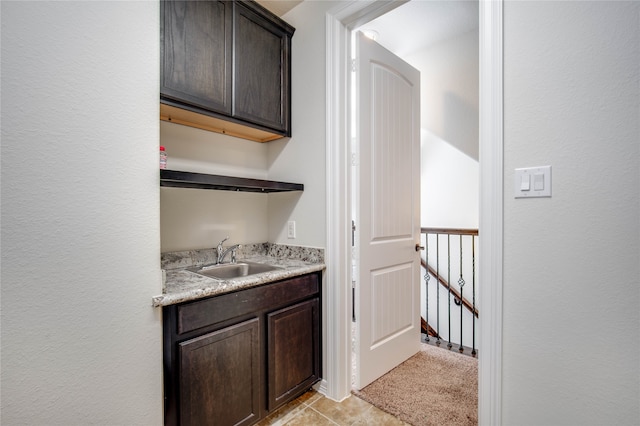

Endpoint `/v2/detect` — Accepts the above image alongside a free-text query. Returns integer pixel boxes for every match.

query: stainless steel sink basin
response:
[195,261,283,280]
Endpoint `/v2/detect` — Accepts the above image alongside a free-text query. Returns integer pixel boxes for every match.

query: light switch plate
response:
[515,166,551,198]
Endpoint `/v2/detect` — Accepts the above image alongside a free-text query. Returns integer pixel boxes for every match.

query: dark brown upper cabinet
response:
[161,1,294,142]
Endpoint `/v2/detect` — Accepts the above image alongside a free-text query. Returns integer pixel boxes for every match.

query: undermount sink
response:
[195,261,283,280]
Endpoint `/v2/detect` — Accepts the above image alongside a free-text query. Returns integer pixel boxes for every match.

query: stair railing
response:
[421,227,478,356]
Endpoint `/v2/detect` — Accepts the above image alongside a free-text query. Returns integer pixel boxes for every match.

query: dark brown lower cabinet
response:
[179,318,260,426]
[163,272,321,426]
[267,298,320,411]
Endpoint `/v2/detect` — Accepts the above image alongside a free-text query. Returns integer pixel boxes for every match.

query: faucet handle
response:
[231,245,242,264]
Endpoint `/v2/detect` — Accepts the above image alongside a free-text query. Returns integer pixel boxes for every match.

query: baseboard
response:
[317,379,328,396]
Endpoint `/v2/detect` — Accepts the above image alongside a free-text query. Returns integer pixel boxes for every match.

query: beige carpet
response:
[353,343,478,426]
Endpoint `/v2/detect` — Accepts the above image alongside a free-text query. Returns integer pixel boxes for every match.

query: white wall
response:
[1,2,163,425]
[407,30,479,161]
[161,186,269,252]
[161,120,270,179]
[402,28,479,230]
[503,1,640,424]
[420,130,479,229]
[267,0,336,247]
[160,122,270,251]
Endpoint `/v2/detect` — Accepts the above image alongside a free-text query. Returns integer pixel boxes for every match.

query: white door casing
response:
[325,2,503,424]
[354,32,421,390]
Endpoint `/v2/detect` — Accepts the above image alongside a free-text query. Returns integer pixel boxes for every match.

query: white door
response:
[354,32,421,389]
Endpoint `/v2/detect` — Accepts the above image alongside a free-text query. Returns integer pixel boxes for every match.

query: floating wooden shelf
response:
[160,170,304,193]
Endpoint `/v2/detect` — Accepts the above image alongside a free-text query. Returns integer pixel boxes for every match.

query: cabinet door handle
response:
[415,244,425,252]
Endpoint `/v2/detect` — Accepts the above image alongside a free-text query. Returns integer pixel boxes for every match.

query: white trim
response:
[325,6,352,402]
[325,3,505,420]
[324,1,412,403]
[478,1,503,425]
[317,379,328,396]
[329,1,408,31]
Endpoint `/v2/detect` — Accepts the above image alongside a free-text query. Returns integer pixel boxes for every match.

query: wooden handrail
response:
[421,227,478,236]
[421,258,479,318]
[421,316,439,337]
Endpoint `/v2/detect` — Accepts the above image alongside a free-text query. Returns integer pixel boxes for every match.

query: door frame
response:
[324,1,504,424]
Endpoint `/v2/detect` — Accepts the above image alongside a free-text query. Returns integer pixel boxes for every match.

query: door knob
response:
[415,244,425,252]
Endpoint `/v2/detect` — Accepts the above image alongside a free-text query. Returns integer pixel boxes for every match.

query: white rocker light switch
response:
[515,166,552,198]
[533,173,544,191]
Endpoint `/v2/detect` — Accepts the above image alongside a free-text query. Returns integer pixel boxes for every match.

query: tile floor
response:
[257,389,409,426]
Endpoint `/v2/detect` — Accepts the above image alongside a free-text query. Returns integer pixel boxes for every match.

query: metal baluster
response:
[436,235,440,346]
[447,234,452,350]
[458,234,465,353]
[424,232,430,343]
[472,234,477,357]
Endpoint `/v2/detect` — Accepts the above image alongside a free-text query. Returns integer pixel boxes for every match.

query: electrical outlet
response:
[287,220,296,239]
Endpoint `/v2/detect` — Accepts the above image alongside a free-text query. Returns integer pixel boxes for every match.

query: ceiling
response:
[357,0,479,57]
[258,0,479,59]
[256,0,302,17]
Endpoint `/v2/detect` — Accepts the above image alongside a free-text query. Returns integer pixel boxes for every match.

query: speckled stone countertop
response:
[153,243,325,307]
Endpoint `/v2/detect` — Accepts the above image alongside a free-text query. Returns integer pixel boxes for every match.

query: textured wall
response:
[503,1,640,424]
[267,0,334,247]
[420,130,479,229]
[1,2,163,424]
[404,29,479,230]
[160,121,270,252]
[408,30,480,161]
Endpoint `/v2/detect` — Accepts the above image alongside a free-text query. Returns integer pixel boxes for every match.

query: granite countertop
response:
[153,243,325,307]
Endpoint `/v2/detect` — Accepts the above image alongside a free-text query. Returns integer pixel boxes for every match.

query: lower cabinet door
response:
[267,298,320,411]
[179,318,260,426]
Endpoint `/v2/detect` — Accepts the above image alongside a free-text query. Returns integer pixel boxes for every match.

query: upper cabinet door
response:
[161,1,232,115]
[232,2,292,135]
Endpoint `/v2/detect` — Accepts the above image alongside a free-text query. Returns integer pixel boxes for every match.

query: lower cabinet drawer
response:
[177,273,319,334]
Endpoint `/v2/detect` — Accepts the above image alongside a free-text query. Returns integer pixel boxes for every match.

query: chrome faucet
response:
[216,236,241,264]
